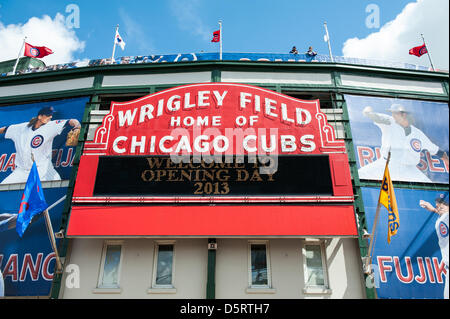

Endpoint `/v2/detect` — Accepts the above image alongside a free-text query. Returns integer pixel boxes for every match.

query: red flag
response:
[211,30,220,43]
[24,42,53,58]
[409,44,427,57]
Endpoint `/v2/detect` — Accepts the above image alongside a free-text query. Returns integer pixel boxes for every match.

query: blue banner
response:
[345,95,449,184]
[0,187,67,296]
[0,97,89,185]
[362,187,448,299]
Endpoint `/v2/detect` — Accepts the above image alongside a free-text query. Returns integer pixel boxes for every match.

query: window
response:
[248,241,272,288]
[97,241,123,289]
[152,242,175,288]
[302,240,331,294]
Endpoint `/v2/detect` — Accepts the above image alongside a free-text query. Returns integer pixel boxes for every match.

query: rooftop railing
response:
[2,52,447,77]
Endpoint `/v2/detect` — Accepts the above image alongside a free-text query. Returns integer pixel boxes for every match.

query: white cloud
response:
[342,0,449,70]
[0,13,85,66]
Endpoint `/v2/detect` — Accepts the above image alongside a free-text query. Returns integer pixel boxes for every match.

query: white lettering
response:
[281,103,294,123]
[296,108,312,125]
[194,135,210,152]
[159,136,174,153]
[198,91,210,107]
[175,135,192,153]
[139,104,154,124]
[240,92,252,110]
[213,136,229,153]
[170,116,181,127]
[213,90,228,107]
[184,93,196,109]
[265,98,278,118]
[281,135,296,152]
[300,135,316,152]
[131,136,146,154]
[167,95,181,112]
[113,136,127,154]
[243,135,257,152]
[118,109,137,127]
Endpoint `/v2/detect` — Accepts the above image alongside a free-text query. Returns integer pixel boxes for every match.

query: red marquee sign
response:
[68,83,357,237]
[72,83,353,204]
[83,83,344,156]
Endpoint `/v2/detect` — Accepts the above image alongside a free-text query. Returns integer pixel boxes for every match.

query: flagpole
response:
[42,195,67,274]
[12,36,27,75]
[420,33,435,71]
[43,209,63,273]
[111,24,119,63]
[219,20,223,61]
[365,150,391,272]
[324,22,334,62]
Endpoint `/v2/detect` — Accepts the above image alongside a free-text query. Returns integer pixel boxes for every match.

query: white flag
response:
[115,30,126,50]
[323,34,329,42]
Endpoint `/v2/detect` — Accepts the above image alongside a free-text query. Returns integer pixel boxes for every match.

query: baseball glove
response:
[66,128,81,147]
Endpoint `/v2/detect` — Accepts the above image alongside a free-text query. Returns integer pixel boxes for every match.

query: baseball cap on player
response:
[387,104,409,113]
[436,192,449,205]
[38,106,55,116]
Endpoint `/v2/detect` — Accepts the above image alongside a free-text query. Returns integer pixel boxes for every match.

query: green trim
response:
[340,95,377,299]
[1,84,446,106]
[0,60,447,105]
[93,74,104,89]
[331,71,341,87]
[442,81,449,96]
[206,239,216,299]
[359,181,449,191]
[211,69,221,82]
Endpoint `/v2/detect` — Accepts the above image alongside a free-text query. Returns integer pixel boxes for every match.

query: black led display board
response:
[93,155,333,196]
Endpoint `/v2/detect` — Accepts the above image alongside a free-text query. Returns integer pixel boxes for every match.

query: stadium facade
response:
[0,53,448,299]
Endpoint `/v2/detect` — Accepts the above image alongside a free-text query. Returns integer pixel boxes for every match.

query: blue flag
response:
[16,162,48,237]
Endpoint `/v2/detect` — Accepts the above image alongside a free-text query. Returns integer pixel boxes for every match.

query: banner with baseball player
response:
[345,95,449,184]
[0,97,88,185]
[0,97,87,296]
[363,187,449,299]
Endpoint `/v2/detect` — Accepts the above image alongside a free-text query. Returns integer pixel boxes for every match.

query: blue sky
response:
[0,0,448,69]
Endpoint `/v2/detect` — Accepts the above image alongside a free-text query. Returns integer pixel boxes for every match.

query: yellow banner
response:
[379,163,399,244]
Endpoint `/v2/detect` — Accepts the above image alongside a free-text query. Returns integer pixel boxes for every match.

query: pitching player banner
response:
[0,97,89,185]
[0,187,67,296]
[345,95,449,184]
[362,187,448,299]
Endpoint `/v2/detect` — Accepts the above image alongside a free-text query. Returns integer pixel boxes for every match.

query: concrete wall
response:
[60,237,365,299]
[215,238,366,299]
[60,238,208,299]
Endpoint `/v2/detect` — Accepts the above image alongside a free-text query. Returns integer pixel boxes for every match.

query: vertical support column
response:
[206,238,217,299]
[211,69,221,83]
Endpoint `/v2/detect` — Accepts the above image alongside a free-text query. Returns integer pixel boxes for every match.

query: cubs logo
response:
[410,138,422,152]
[419,46,428,56]
[29,47,40,57]
[31,135,44,148]
[440,222,448,238]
